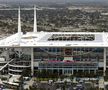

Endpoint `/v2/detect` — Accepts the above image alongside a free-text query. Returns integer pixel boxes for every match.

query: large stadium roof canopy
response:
[0,32,107,47]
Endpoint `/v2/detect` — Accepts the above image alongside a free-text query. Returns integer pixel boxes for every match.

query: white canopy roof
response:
[0,32,107,47]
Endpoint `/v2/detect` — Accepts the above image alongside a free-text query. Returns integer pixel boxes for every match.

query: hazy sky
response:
[1,0,108,5]
[1,0,108,2]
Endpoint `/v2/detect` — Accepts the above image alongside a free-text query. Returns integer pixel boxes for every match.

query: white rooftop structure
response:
[0,31,108,47]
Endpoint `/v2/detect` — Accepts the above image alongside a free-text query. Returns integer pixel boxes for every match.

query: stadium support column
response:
[31,48,34,76]
[6,48,9,61]
[33,5,37,33]
[18,7,21,44]
[104,47,106,76]
[72,69,73,75]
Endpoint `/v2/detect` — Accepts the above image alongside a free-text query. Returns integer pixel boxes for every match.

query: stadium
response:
[0,7,107,76]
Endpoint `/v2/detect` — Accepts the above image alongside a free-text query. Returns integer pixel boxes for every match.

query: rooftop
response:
[0,32,107,47]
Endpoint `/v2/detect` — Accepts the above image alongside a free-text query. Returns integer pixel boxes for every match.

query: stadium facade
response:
[0,7,108,76]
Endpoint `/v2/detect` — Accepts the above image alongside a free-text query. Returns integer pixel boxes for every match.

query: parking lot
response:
[31,78,99,90]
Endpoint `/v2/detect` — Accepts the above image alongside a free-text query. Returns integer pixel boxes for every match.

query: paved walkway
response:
[24,78,34,89]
